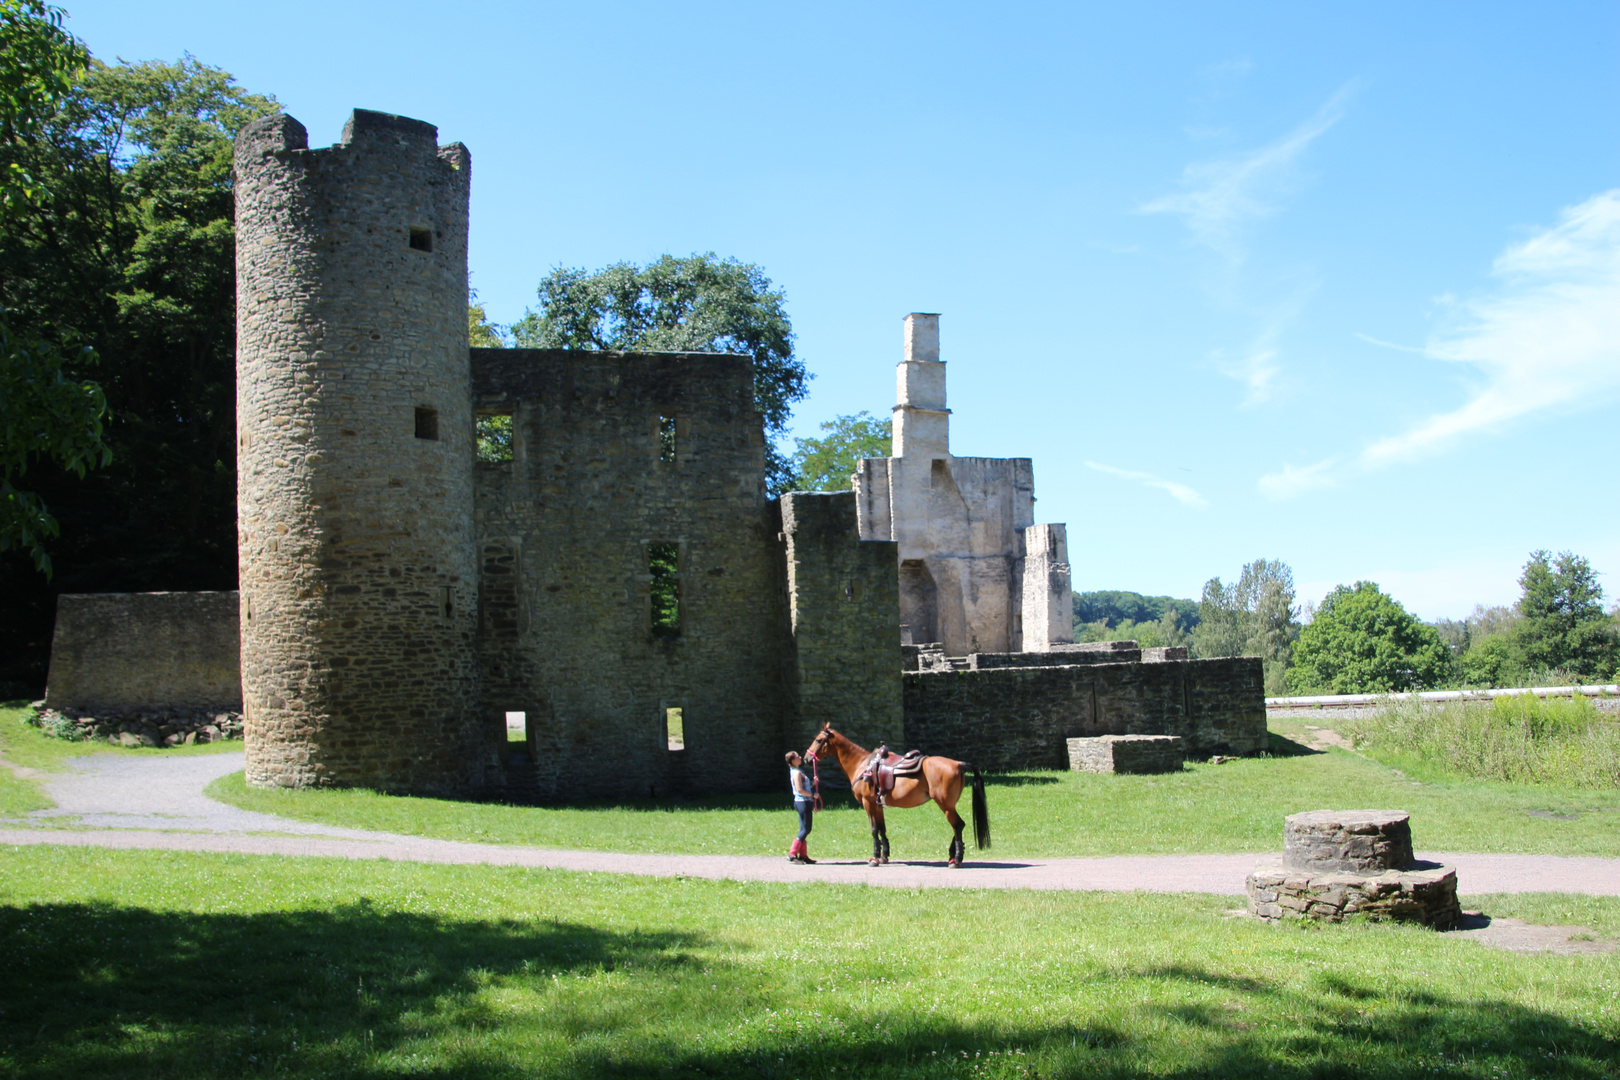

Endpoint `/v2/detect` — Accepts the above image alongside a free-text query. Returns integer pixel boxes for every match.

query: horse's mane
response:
[824,727,868,757]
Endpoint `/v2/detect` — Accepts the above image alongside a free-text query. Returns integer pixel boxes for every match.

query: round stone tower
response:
[234,109,480,794]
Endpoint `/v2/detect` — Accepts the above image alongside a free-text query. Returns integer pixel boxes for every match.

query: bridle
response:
[803,729,830,812]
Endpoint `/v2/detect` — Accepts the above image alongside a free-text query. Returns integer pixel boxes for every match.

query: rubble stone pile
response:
[28,702,243,747]
[1246,809,1460,928]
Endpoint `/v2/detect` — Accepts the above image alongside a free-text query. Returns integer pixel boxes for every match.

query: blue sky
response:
[67,1,1620,619]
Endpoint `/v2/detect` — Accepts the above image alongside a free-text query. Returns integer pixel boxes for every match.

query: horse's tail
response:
[969,765,990,850]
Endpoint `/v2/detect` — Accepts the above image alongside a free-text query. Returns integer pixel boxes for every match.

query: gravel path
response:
[3,752,1617,897]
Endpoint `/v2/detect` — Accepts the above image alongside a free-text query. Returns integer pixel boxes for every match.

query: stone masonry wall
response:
[780,492,903,755]
[235,110,482,795]
[902,657,1267,771]
[45,592,242,710]
[471,347,787,799]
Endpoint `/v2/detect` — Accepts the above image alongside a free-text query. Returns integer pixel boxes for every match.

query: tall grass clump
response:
[1344,693,1620,788]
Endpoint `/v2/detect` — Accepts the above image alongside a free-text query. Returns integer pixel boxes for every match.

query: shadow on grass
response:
[983,773,1063,787]
[1265,732,1323,757]
[2,905,1614,1079]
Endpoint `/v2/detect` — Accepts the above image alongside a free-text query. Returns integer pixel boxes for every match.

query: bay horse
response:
[805,723,990,867]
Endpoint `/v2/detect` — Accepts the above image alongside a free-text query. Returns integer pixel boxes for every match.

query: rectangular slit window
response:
[477,413,513,462]
[440,586,455,620]
[665,707,684,752]
[415,406,439,440]
[505,711,527,744]
[658,415,676,462]
[409,226,433,252]
[649,541,680,637]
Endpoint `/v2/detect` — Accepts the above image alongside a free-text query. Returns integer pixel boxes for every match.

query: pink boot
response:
[787,838,805,863]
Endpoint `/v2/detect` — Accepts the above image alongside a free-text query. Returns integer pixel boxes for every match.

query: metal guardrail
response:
[1267,684,1620,708]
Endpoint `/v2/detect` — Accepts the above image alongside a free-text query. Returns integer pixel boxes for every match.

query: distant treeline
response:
[1073,591,1200,634]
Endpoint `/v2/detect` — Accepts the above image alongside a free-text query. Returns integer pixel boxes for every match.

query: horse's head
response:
[805,725,833,762]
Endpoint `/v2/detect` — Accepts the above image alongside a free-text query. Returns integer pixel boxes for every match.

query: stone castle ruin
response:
[41,108,1266,798]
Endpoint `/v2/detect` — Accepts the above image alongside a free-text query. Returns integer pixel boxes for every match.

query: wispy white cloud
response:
[1258,456,1340,501]
[1140,84,1355,262]
[1085,461,1208,508]
[1259,188,1620,500]
[1359,189,1620,467]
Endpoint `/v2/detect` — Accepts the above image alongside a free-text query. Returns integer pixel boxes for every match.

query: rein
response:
[805,750,825,812]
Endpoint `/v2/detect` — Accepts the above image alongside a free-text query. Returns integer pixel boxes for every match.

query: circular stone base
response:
[1247,860,1461,929]
[1284,809,1414,874]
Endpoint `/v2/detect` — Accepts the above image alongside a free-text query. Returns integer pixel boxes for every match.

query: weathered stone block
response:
[1066,734,1184,774]
[1284,809,1414,873]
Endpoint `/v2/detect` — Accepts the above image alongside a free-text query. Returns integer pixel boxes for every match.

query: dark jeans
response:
[795,798,813,841]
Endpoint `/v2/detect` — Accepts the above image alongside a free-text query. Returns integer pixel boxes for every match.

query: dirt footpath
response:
[3,751,1618,899]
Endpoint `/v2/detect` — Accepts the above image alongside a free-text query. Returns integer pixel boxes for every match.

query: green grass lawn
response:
[205,719,1620,860]
[1,847,1615,1079]
[0,702,239,817]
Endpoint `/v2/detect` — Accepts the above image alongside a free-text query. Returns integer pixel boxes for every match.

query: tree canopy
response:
[1192,559,1299,694]
[1287,581,1449,694]
[0,0,110,575]
[0,42,277,693]
[788,411,890,492]
[1512,550,1616,680]
[512,254,808,494]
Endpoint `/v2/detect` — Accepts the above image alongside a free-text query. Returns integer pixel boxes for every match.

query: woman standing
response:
[786,750,816,864]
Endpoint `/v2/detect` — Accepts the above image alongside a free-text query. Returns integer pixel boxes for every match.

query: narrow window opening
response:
[658,415,677,462]
[477,413,514,462]
[665,707,685,752]
[649,541,680,637]
[409,226,433,252]
[415,406,439,440]
[505,711,527,744]
[440,586,455,620]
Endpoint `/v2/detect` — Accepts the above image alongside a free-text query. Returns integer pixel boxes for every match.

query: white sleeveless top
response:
[790,766,811,800]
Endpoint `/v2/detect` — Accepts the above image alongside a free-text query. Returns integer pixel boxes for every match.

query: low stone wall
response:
[46,592,242,710]
[1067,734,1184,774]
[1246,862,1461,927]
[902,656,1266,770]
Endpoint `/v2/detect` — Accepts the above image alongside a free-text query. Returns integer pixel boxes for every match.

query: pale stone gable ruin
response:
[853,314,1074,656]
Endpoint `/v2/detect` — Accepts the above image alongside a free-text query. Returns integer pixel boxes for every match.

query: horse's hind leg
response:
[942,805,966,867]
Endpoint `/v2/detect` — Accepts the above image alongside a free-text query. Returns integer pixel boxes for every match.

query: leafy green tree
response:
[0,0,83,211]
[788,411,890,491]
[1287,581,1450,694]
[0,48,276,692]
[0,0,110,574]
[1193,559,1299,693]
[468,298,507,348]
[512,254,808,494]
[0,322,109,573]
[1457,634,1517,687]
[1511,550,1616,680]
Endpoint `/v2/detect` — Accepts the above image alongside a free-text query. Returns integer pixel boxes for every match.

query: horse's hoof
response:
[879,857,890,865]
[948,859,961,868]
[868,858,880,866]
